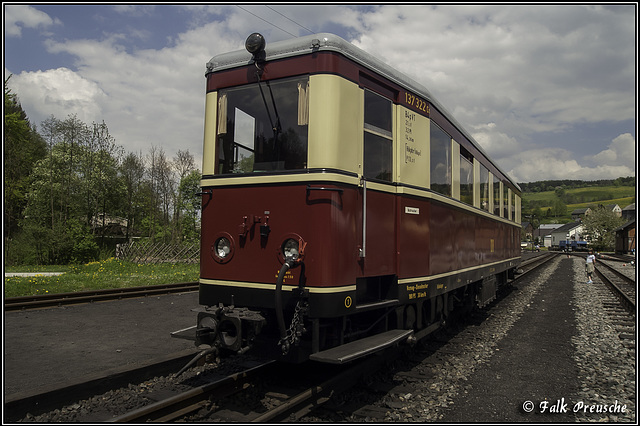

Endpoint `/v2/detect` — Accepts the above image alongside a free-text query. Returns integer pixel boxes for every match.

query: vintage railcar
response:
[187,33,521,364]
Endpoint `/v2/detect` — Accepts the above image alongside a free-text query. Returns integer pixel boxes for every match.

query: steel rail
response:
[107,360,275,422]
[594,265,635,313]
[4,282,198,311]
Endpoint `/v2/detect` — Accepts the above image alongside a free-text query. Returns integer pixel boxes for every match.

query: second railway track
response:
[4,282,199,311]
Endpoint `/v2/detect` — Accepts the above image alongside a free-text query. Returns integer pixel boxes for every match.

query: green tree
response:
[177,169,202,242]
[120,151,146,240]
[4,77,47,243]
[582,206,625,251]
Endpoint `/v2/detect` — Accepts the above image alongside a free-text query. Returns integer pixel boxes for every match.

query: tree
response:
[4,77,47,242]
[177,169,202,242]
[582,206,625,251]
[120,152,146,240]
[172,150,197,240]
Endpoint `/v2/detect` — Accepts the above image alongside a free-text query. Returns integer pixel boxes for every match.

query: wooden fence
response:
[116,241,199,264]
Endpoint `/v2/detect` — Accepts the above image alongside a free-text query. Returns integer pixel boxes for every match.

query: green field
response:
[522,185,635,223]
[4,258,199,298]
[524,186,635,205]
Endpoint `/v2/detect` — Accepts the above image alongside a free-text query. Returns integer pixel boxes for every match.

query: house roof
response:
[571,207,590,215]
[550,220,583,234]
[622,203,635,211]
[614,218,636,232]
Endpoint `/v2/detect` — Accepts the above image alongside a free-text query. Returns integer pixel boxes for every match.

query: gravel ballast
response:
[14,255,637,423]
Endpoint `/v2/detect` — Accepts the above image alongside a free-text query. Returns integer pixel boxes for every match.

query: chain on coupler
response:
[278,299,308,355]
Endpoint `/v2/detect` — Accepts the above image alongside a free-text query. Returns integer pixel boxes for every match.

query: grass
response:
[523,185,635,204]
[4,258,200,298]
[523,185,635,223]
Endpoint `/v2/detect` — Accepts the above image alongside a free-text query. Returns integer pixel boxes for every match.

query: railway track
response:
[4,349,199,422]
[592,259,636,353]
[103,254,560,422]
[4,282,199,311]
[595,259,635,312]
[108,346,399,423]
[11,253,615,423]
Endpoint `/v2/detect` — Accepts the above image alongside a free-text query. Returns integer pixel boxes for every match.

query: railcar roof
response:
[207,33,520,191]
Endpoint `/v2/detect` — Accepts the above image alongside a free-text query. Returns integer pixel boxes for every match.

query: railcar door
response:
[360,88,396,278]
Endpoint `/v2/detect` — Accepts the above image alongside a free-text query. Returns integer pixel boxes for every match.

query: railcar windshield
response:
[216,76,309,174]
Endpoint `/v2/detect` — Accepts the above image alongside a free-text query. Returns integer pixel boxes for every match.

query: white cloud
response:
[4,5,62,37]
[350,5,634,133]
[504,133,636,183]
[504,148,583,182]
[588,133,636,170]
[471,122,521,158]
[6,17,255,166]
[4,5,636,184]
[8,68,106,125]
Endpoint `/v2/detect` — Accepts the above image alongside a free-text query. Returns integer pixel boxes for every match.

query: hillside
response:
[520,179,635,224]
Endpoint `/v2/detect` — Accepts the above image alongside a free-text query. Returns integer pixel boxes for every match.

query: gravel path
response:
[314,255,636,423]
[4,291,199,397]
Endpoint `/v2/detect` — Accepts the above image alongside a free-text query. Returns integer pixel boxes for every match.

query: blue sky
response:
[4,4,637,183]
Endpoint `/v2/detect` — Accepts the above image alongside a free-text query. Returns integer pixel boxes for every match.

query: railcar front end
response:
[188,33,522,363]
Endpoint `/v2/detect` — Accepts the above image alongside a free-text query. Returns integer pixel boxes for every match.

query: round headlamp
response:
[215,237,231,258]
[245,33,266,56]
[282,239,300,262]
[212,234,234,263]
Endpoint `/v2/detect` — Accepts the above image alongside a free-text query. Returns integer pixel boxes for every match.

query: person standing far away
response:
[585,249,596,284]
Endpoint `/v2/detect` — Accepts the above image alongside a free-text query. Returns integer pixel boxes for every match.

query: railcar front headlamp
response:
[213,235,234,263]
[215,237,231,258]
[282,239,300,262]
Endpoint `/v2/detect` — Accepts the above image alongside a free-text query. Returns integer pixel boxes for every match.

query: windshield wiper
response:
[257,78,282,141]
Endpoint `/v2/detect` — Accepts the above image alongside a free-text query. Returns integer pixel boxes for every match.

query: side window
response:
[480,164,490,212]
[503,184,509,218]
[493,175,501,216]
[459,147,473,205]
[363,90,392,181]
[430,122,451,196]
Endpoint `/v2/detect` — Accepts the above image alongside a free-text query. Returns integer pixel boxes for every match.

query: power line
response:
[236,5,298,38]
[265,6,314,35]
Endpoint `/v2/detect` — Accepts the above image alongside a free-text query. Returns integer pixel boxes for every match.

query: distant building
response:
[603,204,622,218]
[614,219,636,254]
[550,220,585,248]
[535,224,563,247]
[622,203,635,221]
[571,207,591,220]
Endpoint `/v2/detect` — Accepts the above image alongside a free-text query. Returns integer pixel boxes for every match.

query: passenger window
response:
[480,164,490,212]
[459,147,473,205]
[493,176,501,216]
[363,90,392,182]
[430,122,451,196]
[503,185,509,218]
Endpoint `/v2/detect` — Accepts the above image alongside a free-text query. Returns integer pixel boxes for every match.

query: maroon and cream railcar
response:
[191,33,521,363]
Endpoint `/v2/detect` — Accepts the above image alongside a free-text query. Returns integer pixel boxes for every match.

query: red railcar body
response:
[188,33,522,363]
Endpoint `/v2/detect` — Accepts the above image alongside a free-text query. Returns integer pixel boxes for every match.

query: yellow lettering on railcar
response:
[404,91,430,114]
[275,270,294,283]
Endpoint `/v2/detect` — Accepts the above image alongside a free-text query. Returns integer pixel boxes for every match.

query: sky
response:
[3,3,637,183]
